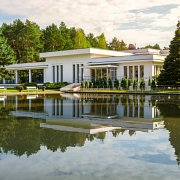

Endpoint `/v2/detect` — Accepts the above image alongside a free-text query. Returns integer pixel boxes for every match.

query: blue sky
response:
[0,0,179,48]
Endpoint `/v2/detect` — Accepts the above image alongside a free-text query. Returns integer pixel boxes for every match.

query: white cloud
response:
[0,0,180,47]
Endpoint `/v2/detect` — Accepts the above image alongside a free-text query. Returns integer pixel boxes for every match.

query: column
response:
[106,68,108,81]
[95,69,97,81]
[132,66,134,81]
[138,65,140,82]
[29,69,32,83]
[127,66,129,80]
[15,70,18,84]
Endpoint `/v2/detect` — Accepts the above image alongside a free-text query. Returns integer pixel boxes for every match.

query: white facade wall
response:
[45,54,91,83]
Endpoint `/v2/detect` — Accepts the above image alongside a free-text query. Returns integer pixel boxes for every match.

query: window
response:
[73,64,75,83]
[134,66,138,79]
[77,64,79,83]
[57,65,59,82]
[129,66,133,80]
[140,65,144,79]
[124,66,127,78]
[81,64,84,81]
[61,65,63,82]
[52,66,55,83]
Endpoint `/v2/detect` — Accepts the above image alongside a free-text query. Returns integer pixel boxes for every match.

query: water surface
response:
[0,94,180,180]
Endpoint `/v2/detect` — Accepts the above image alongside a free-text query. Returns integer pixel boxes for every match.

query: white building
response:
[5,48,168,85]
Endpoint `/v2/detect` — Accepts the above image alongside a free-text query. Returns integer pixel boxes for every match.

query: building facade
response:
[5,48,168,85]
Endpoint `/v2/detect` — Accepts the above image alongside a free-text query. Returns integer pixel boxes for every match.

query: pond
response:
[0,94,180,180]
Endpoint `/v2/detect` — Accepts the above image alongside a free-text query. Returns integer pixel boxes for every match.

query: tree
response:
[97,33,108,49]
[74,28,90,49]
[145,43,161,50]
[42,23,62,52]
[0,30,15,79]
[87,33,98,48]
[158,21,180,85]
[109,37,127,51]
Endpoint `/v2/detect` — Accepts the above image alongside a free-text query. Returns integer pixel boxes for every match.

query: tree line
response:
[0,19,128,63]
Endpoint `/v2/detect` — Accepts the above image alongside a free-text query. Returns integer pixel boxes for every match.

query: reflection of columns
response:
[29,99,31,111]
[29,69,32,83]
[101,68,102,79]
[15,70,18,84]
[15,96,18,110]
[3,78,5,84]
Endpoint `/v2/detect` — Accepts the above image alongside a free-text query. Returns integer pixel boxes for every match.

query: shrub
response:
[44,82,68,89]
[121,77,128,90]
[16,85,24,92]
[23,82,37,89]
[89,81,93,88]
[108,78,113,89]
[140,78,145,91]
[151,79,156,90]
[114,78,119,89]
[128,79,132,89]
[133,79,138,91]
[148,77,152,86]
[85,81,89,88]
[81,81,85,88]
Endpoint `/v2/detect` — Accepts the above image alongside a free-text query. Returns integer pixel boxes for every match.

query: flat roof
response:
[40,48,132,58]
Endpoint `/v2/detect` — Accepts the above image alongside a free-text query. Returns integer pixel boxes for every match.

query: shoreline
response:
[0,90,180,96]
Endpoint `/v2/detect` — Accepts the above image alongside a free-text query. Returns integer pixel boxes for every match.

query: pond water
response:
[0,94,180,180]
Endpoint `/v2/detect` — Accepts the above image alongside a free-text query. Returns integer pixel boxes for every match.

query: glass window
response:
[61,65,63,82]
[52,66,55,83]
[129,66,133,80]
[77,64,79,83]
[73,64,75,83]
[134,66,138,79]
[124,66,127,78]
[140,65,144,79]
[57,65,59,82]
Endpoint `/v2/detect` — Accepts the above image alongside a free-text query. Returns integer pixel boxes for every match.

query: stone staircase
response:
[60,83,80,92]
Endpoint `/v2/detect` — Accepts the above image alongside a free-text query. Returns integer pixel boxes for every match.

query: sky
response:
[0,0,180,48]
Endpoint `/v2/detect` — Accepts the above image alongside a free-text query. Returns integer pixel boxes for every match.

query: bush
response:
[133,79,138,91]
[121,77,128,90]
[140,78,145,91]
[23,82,37,89]
[44,82,68,89]
[128,79,132,89]
[85,81,89,88]
[16,85,24,92]
[148,77,152,86]
[81,81,85,88]
[89,81,93,88]
[114,78,119,89]
[151,79,156,90]
[108,78,113,89]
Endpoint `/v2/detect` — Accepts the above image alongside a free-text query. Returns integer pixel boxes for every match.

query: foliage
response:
[44,82,68,89]
[148,77,152,86]
[121,77,128,89]
[158,21,180,85]
[109,37,127,51]
[0,30,15,79]
[23,82,37,88]
[151,79,156,90]
[85,81,89,88]
[97,33,108,49]
[81,81,85,88]
[145,43,161,50]
[128,79,132,87]
[108,78,113,89]
[16,85,24,92]
[114,78,119,89]
[133,79,138,91]
[140,78,145,90]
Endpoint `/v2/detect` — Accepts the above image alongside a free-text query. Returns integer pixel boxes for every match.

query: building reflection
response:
[0,94,179,167]
[6,94,164,133]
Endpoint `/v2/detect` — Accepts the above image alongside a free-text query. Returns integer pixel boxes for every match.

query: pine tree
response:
[97,33,108,49]
[158,21,180,85]
[0,30,15,79]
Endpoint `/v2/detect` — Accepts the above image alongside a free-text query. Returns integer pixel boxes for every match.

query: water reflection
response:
[0,94,179,166]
